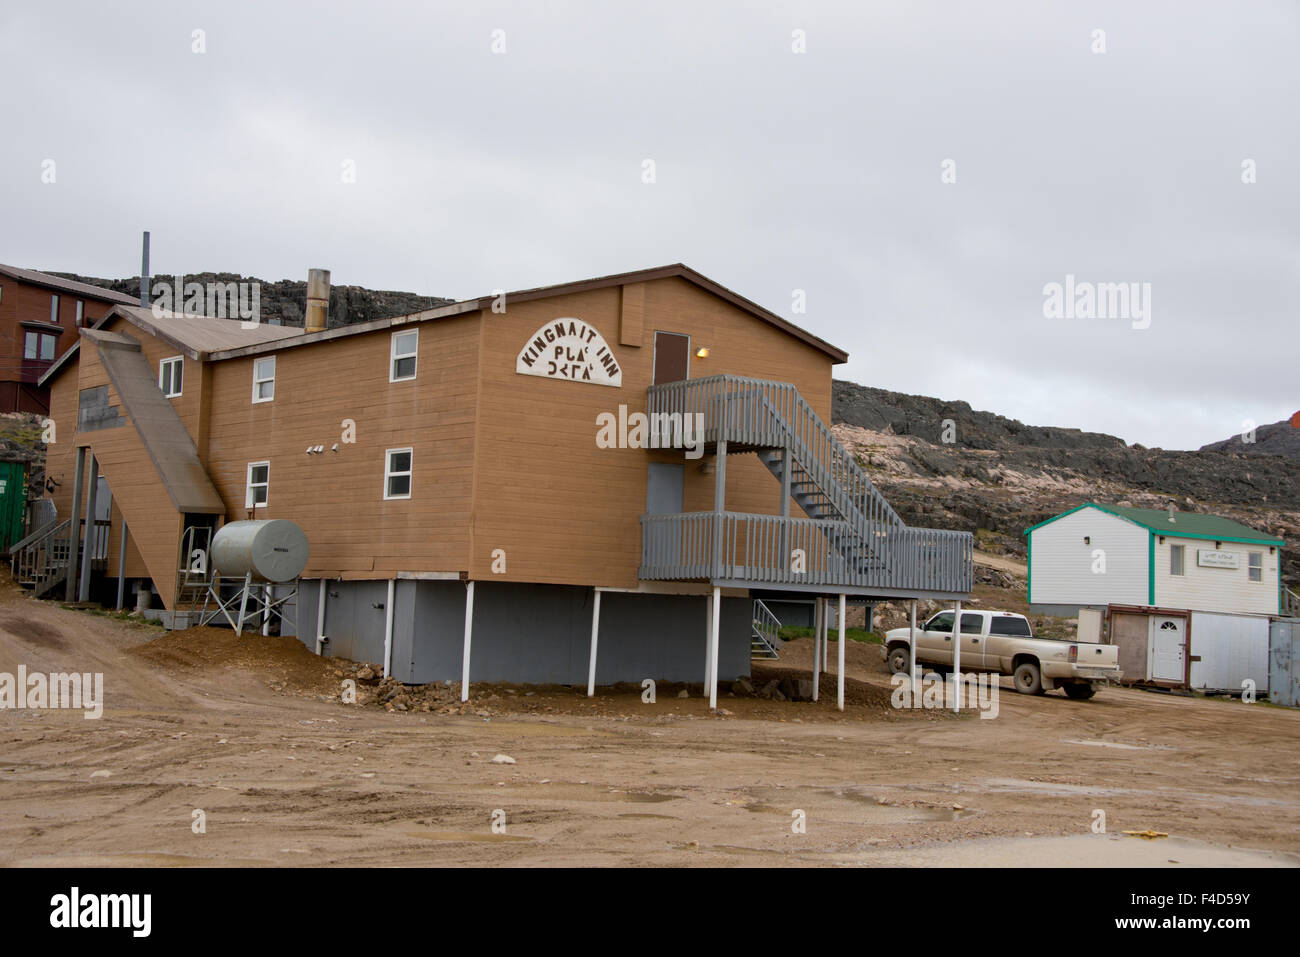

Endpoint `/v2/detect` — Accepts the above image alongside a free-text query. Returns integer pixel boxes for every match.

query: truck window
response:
[989,616,1033,637]
[925,612,954,632]
[960,613,982,633]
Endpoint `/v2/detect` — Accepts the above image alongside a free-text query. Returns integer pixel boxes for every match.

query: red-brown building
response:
[0,264,138,414]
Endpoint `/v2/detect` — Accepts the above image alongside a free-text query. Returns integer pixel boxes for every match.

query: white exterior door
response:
[1149,616,1185,682]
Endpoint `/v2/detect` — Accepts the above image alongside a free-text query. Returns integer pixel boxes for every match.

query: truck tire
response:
[1013,661,1044,695]
[887,646,911,675]
[1063,682,1096,700]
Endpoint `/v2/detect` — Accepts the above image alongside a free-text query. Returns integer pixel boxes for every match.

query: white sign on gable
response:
[516,318,622,387]
[1197,549,1240,569]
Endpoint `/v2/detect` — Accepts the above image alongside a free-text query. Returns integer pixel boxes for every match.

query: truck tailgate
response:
[1074,642,1120,677]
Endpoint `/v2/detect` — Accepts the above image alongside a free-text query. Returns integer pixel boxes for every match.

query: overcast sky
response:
[2,1,1296,450]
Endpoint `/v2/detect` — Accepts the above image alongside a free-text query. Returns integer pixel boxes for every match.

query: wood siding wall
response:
[468,276,836,587]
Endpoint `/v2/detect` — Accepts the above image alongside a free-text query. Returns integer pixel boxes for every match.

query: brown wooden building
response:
[0,264,138,413]
[22,264,972,707]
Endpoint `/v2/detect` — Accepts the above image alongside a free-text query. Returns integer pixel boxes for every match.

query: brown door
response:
[1111,612,1149,681]
[653,332,690,385]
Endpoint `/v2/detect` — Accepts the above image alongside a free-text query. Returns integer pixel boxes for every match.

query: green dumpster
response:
[0,461,28,554]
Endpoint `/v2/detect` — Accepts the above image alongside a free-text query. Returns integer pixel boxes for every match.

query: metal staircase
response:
[10,519,72,597]
[641,375,972,596]
[751,598,782,659]
[1284,587,1300,619]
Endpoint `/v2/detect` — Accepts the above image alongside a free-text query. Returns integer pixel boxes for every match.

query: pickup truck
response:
[882,609,1121,700]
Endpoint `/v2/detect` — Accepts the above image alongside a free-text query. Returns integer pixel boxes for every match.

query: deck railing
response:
[641,511,972,594]
[647,374,903,531]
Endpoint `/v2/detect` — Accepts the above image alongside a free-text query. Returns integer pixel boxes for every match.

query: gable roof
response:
[1025,502,1284,546]
[206,263,850,363]
[40,262,850,383]
[0,264,139,305]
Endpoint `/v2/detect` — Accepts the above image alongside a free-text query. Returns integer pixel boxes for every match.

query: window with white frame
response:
[75,300,84,326]
[246,462,270,508]
[1248,551,1263,583]
[159,356,183,398]
[1170,544,1184,576]
[252,355,276,402]
[384,448,412,499]
[50,294,60,324]
[390,329,418,381]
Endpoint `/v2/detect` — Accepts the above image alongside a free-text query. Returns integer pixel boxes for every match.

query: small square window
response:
[252,356,276,403]
[390,329,418,382]
[1248,552,1263,583]
[159,356,183,398]
[246,462,270,508]
[1170,544,1184,576]
[384,448,412,499]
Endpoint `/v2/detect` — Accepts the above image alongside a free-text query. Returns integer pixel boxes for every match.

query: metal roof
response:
[85,329,225,514]
[39,306,304,386]
[1025,502,1284,546]
[0,264,139,305]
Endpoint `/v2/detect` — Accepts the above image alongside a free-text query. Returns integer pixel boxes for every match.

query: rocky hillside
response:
[49,272,453,329]
[1200,418,1300,458]
[831,380,1299,588]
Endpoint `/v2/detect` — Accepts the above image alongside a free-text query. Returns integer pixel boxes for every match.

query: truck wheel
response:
[887,646,911,675]
[1013,662,1043,695]
[1063,682,1096,700]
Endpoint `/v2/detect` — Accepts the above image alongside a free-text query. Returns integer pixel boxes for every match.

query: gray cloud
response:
[2,0,1295,449]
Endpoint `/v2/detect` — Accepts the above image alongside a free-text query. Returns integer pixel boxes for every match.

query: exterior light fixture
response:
[696,347,709,358]
[1083,536,1090,545]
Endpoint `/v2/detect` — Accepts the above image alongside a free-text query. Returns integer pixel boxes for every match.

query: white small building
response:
[1025,503,1288,692]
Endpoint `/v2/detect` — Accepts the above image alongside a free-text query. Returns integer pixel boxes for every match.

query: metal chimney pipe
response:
[1167,504,1176,523]
[140,231,150,307]
[305,268,330,333]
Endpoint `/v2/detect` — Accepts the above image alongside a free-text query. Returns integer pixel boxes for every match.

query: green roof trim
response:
[1024,502,1284,547]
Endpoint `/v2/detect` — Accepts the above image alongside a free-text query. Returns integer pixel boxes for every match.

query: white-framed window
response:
[159,356,183,398]
[252,355,276,403]
[245,461,270,508]
[390,329,418,382]
[1248,551,1263,583]
[50,294,60,323]
[1170,544,1184,576]
[75,299,84,326]
[384,448,412,499]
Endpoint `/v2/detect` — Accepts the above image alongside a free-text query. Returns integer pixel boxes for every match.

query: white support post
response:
[909,600,919,702]
[825,599,832,672]
[811,597,822,702]
[314,579,327,655]
[703,592,714,692]
[952,599,963,712]
[382,578,395,679]
[460,581,475,702]
[837,594,846,711]
[262,585,272,636]
[708,585,721,709]
[586,588,601,697]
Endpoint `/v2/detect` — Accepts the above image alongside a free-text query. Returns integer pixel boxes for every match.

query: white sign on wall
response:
[516,318,622,387]
[1197,549,1240,569]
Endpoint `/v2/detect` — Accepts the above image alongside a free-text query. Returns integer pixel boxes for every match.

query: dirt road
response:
[1,579,1297,867]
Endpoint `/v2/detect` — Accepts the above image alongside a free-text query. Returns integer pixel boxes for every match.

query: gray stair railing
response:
[751,598,782,659]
